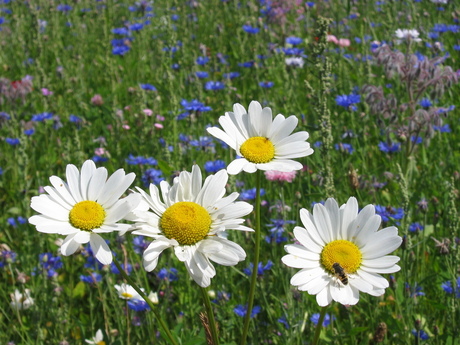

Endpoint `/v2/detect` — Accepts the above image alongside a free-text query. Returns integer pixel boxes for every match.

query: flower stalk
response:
[200,287,219,345]
[312,306,328,345]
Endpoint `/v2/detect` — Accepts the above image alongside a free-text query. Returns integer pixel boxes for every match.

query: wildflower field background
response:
[0,0,459,344]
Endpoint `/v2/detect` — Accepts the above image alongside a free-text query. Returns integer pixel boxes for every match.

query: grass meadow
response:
[0,0,459,344]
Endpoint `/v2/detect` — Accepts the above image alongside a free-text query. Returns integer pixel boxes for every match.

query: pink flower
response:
[338,38,350,47]
[91,94,104,106]
[122,124,130,130]
[154,123,163,129]
[41,88,53,96]
[94,148,106,156]
[156,115,165,121]
[143,109,153,116]
[326,35,339,44]
[264,170,297,183]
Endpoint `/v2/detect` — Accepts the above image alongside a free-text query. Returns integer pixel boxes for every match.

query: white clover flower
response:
[207,101,313,174]
[10,289,34,310]
[29,160,141,265]
[85,329,105,345]
[114,283,144,300]
[395,29,422,44]
[132,165,253,287]
[282,197,402,307]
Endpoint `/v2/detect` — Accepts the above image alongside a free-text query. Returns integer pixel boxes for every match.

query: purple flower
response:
[126,154,157,165]
[31,112,53,122]
[243,261,273,276]
[234,305,261,318]
[140,83,157,91]
[157,268,178,282]
[112,27,129,35]
[129,23,144,31]
[336,94,361,111]
[375,205,404,223]
[334,143,354,154]
[259,81,274,88]
[310,313,335,327]
[411,329,429,340]
[242,25,260,34]
[286,36,303,45]
[80,272,102,284]
[434,124,451,132]
[24,128,35,136]
[141,168,164,186]
[195,71,209,79]
[205,81,225,90]
[204,160,226,173]
[378,141,401,153]
[223,72,240,79]
[5,138,20,146]
[0,250,17,268]
[127,299,150,312]
[112,45,130,55]
[239,188,266,201]
[196,56,209,65]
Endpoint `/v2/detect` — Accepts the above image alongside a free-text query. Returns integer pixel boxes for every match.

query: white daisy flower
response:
[206,100,313,174]
[29,160,141,265]
[85,329,105,345]
[10,289,34,310]
[114,283,144,300]
[394,29,422,44]
[132,165,254,287]
[282,197,402,307]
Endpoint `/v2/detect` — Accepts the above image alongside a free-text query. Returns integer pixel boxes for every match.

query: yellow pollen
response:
[69,200,106,231]
[97,342,106,345]
[320,240,362,274]
[240,136,275,164]
[160,201,212,245]
[121,292,133,299]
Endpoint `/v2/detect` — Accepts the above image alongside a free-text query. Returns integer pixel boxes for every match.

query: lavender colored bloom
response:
[189,136,215,150]
[5,138,20,146]
[205,81,225,90]
[441,277,460,297]
[0,112,10,120]
[238,61,255,68]
[132,236,149,255]
[310,313,335,327]
[127,299,150,312]
[282,47,305,56]
[141,168,164,186]
[234,305,261,318]
[334,143,354,154]
[111,262,133,275]
[80,272,102,284]
[126,154,157,165]
[405,282,425,297]
[129,23,144,31]
[243,261,273,276]
[24,128,34,136]
[242,25,260,34]
[140,83,157,91]
[0,250,17,268]
[112,45,130,55]
[277,315,289,329]
[375,205,404,223]
[419,98,433,108]
[378,141,401,153]
[57,4,72,12]
[204,160,226,173]
[69,114,83,123]
[180,99,212,112]
[195,71,209,79]
[434,124,451,132]
[411,136,423,144]
[223,72,240,79]
[335,94,361,111]
[112,27,129,35]
[38,252,63,278]
[92,156,108,163]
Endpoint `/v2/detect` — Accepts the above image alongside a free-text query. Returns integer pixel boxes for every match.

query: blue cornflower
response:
[334,143,354,154]
[112,45,130,55]
[111,262,133,275]
[92,156,108,163]
[38,252,63,278]
[126,154,157,165]
[69,114,83,124]
[132,236,149,255]
[24,128,35,136]
[259,81,274,88]
[157,268,178,281]
[311,313,335,327]
[171,14,179,21]
[57,4,72,12]
[223,72,240,79]
[0,250,17,268]
[141,168,164,187]
[405,282,425,298]
[277,315,290,329]
[234,305,261,318]
[31,112,53,122]
[204,160,226,173]
[195,71,209,79]
[434,124,451,132]
[437,105,455,114]
[411,136,423,144]
[127,299,150,312]
[0,111,10,120]
[286,36,302,45]
[409,222,424,233]
[306,2,315,7]
[282,47,305,55]
[375,205,404,223]
[205,81,225,90]
[5,138,20,146]
[335,94,361,111]
[112,27,129,35]
[129,23,144,31]
[441,277,460,297]
[196,56,209,65]
[190,136,215,150]
[411,330,429,340]
[181,99,212,112]
[419,98,433,108]
[243,261,273,276]
[242,24,260,34]
[238,60,255,68]
[140,83,157,91]
[80,272,102,284]
[378,141,401,153]
[239,188,266,201]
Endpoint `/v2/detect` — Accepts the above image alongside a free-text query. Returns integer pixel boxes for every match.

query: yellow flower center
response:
[69,200,106,231]
[240,136,275,163]
[97,342,106,345]
[121,292,133,299]
[160,201,212,245]
[320,240,362,274]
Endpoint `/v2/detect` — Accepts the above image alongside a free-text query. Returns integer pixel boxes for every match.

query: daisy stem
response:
[112,259,178,345]
[312,306,328,345]
[200,287,220,345]
[241,170,262,345]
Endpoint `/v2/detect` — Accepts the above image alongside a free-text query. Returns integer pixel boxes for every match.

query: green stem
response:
[240,170,262,345]
[312,306,328,345]
[200,287,220,345]
[112,259,178,345]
